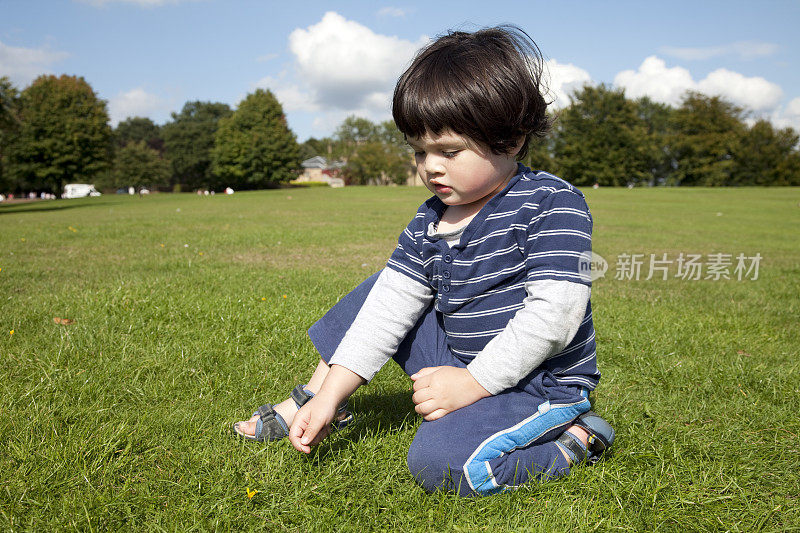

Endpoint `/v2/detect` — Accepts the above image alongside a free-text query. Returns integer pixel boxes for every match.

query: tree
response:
[212,89,300,189]
[670,92,745,186]
[343,141,413,185]
[107,141,171,190]
[335,116,380,147]
[162,101,232,190]
[299,136,335,161]
[335,118,413,185]
[732,120,800,186]
[634,97,676,185]
[552,84,654,187]
[4,75,112,195]
[0,76,21,192]
[115,117,163,153]
[521,114,558,174]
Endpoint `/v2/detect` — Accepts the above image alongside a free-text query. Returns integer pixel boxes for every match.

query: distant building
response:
[296,156,346,187]
[297,155,424,187]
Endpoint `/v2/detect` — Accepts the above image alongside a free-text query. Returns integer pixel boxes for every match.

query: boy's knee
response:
[406,426,473,496]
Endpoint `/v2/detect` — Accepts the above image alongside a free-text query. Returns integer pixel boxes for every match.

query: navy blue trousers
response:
[308,271,591,496]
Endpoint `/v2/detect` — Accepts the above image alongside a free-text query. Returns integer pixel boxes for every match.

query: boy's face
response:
[407,131,519,213]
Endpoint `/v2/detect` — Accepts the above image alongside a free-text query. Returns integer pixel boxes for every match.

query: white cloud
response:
[286,12,428,112]
[377,7,407,18]
[698,69,782,112]
[256,53,278,63]
[543,59,592,108]
[254,75,319,113]
[107,88,165,125]
[770,97,800,131]
[614,56,695,106]
[660,41,779,61]
[614,55,784,115]
[0,40,70,86]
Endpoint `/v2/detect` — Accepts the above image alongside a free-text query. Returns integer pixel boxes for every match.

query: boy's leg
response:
[406,373,591,497]
[307,271,595,496]
[308,270,456,372]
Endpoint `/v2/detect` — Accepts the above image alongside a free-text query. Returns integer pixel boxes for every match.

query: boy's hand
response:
[288,396,338,453]
[411,366,490,421]
[288,364,365,453]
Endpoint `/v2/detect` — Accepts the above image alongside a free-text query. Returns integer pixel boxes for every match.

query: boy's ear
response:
[512,136,526,157]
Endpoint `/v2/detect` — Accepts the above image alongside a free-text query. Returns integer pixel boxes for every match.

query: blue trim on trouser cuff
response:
[464,397,592,495]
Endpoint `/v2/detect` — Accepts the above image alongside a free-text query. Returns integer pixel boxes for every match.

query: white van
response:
[63,184,102,199]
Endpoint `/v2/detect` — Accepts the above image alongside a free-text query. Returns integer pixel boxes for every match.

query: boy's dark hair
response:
[392,25,550,160]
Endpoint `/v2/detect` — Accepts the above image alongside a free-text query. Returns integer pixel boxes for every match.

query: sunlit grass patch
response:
[1,186,798,530]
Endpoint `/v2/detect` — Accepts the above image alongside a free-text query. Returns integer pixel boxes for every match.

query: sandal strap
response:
[291,385,314,409]
[291,384,350,414]
[571,411,615,463]
[253,404,289,441]
[556,431,588,465]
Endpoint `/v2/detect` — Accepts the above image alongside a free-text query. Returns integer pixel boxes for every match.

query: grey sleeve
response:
[466,279,590,395]
[328,268,434,382]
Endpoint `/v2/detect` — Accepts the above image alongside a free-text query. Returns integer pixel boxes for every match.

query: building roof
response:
[302,156,328,169]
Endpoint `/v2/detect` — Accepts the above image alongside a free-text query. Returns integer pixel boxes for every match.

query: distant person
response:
[233,25,613,496]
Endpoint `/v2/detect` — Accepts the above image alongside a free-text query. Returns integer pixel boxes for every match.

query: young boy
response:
[234,25,613,496]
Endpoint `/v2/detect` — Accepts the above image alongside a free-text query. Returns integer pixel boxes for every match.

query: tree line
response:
[0,75,301,196]
[1,75,798,198]
[526,85,800,187]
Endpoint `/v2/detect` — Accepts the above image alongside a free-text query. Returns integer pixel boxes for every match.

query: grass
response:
[1,186,799,531]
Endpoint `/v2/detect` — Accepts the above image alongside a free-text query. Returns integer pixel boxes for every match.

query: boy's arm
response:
[328,268,433,381]
[290,269,432,451]
[466,279,589,394]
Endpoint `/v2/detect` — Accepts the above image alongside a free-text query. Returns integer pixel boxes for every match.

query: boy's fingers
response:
[307,425,331,447]
[411,388,434,406]
[412,373,433,392]
[300,420,321,447]
[415,399,439,416]
[410,366,442,381]
[301,411,334,447]
[289,415,311,453]
[423,408,449,421]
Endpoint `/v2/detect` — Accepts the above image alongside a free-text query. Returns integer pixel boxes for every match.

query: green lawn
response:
[1,186,799,531]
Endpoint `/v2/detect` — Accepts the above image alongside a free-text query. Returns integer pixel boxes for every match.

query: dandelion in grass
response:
[20,238,25,242]
[246,488,259,500]
[261,297,266,301]
[68,226,77,232]
[160,243,165,248]
[282,294,287,299]
[9,330,13,336]
[198,252,204,256]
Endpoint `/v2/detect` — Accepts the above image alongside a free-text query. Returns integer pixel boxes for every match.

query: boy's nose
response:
[424,156,446,176]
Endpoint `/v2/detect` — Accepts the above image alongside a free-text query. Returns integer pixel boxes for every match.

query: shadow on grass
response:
[0,199,114,215]
[309,390,418,459]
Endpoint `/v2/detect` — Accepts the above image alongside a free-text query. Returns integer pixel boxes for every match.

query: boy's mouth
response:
[430,180,453,194]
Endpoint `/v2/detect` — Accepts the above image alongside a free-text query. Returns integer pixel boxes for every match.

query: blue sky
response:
[2,0,799,141]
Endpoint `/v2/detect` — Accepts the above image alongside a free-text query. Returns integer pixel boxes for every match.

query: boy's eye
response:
[442,150,460,158]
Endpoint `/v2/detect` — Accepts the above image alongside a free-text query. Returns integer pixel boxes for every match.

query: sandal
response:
[232,384,354,442]
[555,410,614,465]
